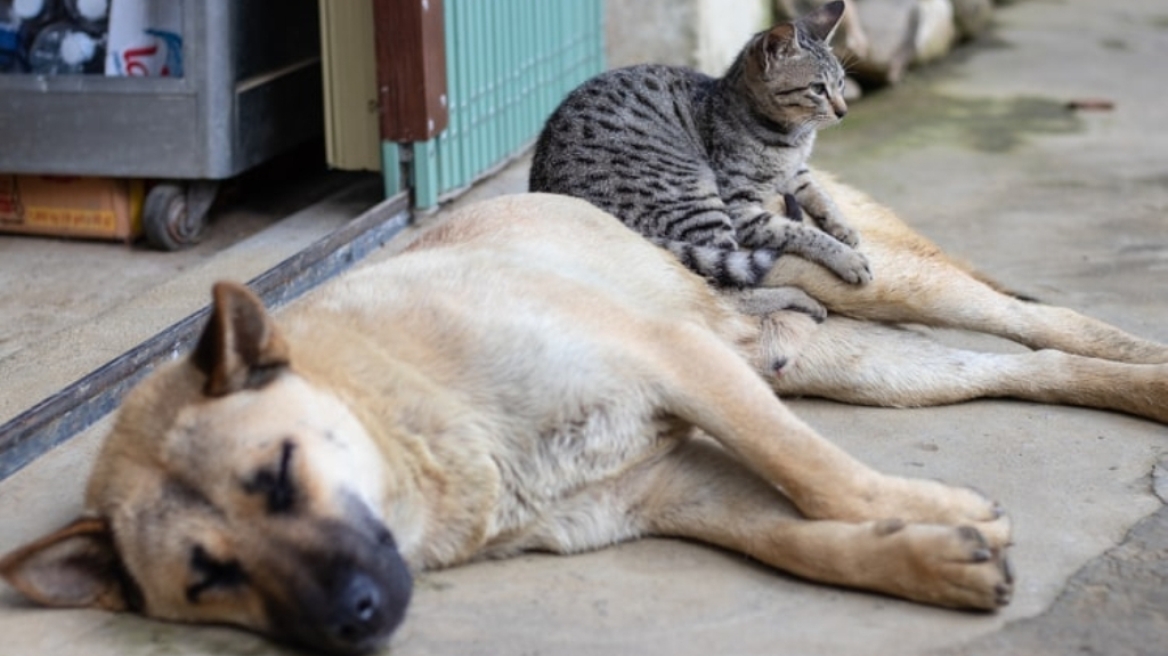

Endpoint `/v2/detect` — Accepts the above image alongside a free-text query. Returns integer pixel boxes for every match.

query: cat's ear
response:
[761,23,800,64]
[800,0,846,43]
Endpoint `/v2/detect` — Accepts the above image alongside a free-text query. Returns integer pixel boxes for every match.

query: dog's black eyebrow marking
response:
[271,440,295,512]
[243,440,297,514]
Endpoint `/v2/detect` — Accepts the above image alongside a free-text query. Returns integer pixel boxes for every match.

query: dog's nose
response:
[330,573,384,646]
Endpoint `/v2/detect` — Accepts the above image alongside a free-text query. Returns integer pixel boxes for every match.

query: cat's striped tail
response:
[651,237,778,288]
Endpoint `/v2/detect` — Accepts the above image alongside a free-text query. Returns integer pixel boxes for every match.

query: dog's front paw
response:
[871,477,1012,549]
[871,522,1014,610]
[798,474,1012,550]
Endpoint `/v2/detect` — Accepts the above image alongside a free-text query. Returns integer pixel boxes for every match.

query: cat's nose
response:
[831,97,848,119]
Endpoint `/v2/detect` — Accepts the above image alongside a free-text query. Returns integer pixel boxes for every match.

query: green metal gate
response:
[377,0,605,210]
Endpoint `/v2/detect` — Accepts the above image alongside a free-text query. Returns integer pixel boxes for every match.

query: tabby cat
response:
[529,1,869,288]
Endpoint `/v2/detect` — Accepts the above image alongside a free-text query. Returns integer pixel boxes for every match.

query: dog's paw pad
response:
[889,523,1015,610]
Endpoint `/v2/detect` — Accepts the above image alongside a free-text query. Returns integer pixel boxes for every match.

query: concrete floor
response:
[2,0,1167,654]
[0,156,384,426]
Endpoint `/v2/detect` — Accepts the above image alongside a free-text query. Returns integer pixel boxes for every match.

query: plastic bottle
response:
[27,20,102,74]
[63,0,106,33]
[1,2,24,72]
[12,0,59,30]
[105,0,182,77]
[11,0,63,73]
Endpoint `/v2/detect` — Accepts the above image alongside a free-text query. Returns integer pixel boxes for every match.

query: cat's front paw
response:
[730,286,827,322]
[816,212,861,248]
[781,223,872,285]
[823,246,872,285]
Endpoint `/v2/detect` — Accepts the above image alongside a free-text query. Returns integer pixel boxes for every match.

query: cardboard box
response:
[0,175,144,242]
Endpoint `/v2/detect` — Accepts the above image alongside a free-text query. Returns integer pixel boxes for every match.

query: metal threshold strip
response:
[0,193,411,483]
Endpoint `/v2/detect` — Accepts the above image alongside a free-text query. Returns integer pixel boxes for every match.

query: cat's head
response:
[739,1,849,133]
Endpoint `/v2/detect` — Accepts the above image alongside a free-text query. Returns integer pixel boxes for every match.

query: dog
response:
[2,182,1164,654]
[752,174,1168,421]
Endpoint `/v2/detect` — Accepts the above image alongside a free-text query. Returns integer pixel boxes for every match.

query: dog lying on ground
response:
[2,182,1165,654]
[751,174,1168,420]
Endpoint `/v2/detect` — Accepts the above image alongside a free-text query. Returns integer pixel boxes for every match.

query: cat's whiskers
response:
[835,50,860,74]
[530,2,866,289]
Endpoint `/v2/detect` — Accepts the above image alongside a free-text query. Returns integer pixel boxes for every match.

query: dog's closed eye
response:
[186,545,247,603]
[244,440,297,514]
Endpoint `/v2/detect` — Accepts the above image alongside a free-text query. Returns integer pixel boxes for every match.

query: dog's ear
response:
[0,518,138,611]
[193,281,291,397]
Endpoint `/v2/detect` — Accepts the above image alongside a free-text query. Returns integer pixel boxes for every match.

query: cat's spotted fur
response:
[530,1,869,288]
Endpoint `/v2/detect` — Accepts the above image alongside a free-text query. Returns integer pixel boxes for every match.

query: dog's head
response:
[1,282,412,655]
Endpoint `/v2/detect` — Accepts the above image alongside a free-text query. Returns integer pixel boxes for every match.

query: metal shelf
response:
[0,0,322,180]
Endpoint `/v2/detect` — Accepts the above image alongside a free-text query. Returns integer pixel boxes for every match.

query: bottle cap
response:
[60,30,95,65]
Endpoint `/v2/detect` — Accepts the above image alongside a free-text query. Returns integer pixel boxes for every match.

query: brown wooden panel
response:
[372,0,449,142]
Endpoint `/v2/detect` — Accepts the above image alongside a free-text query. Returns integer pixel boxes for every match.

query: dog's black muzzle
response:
[262,507,413,655]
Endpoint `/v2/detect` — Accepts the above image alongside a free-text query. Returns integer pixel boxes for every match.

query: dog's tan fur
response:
[3,182,1164,653]
[757,175,1168,421]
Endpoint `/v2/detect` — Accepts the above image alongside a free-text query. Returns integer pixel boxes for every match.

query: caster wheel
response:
[143,182,213,251]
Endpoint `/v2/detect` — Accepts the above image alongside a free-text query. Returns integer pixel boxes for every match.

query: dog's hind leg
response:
[628,439,1012,609]
[763,178,1168,364]
[768,315,1168,424]
[644,322,1009,546]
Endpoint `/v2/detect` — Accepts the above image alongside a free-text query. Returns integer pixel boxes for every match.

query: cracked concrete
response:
[946,502,1168,656]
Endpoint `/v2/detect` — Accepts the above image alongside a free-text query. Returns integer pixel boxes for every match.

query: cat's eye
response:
[811,83,828,95]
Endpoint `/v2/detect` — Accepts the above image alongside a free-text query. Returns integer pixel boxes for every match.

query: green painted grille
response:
[388,0,604,209]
